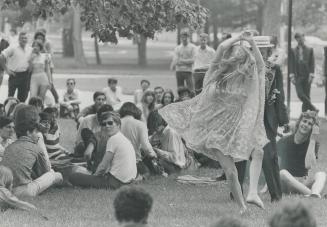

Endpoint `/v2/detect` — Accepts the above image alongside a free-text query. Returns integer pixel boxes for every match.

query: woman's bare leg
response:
[310,172,326,197]
[39,85,49,101]
[246,149,265,209]
[212,148,246,212]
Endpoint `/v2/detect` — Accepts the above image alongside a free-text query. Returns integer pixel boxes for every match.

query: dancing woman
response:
[159,31,267,212]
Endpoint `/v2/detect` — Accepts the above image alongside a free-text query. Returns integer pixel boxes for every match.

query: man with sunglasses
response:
[74,104,113,159]
[69,111,137,189]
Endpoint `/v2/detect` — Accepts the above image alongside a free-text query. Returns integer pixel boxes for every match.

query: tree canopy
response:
[1,0,208,43]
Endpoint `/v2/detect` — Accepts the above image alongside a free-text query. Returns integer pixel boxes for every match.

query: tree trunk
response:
[62,8,74,57]
[72,3,87,64]
[262,0,282,36]
[256,4,264,34]
[0,14,4,32]
[94,36,101,65]
[137,34,147,66]
[177,24,181,45]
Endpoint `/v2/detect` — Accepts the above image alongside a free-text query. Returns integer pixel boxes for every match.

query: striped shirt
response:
[43,125,61,154]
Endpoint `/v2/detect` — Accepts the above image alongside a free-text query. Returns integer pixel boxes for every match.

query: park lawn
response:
[1,119,327,227]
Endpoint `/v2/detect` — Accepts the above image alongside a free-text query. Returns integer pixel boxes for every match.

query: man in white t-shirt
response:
[0,32,32,102]
[193,33,215,95]
[102,77,123,110]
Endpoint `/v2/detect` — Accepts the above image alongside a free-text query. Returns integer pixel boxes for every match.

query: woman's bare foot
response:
[246,194,265,209]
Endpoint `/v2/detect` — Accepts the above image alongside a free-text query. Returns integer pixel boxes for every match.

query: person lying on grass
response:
[149,111,197,175]
[278,110,326,198]
[114,186,153,227]
[1,106,63,197]
[69,111,137,189]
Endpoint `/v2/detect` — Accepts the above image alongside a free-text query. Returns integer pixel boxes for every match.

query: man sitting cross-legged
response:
[69,111,137,189]
[278,111,326,198]
[2,106,63,196]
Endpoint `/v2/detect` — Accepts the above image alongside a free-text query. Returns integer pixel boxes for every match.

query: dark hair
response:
[28,97,44,110]
[39,112,51,121]
[66,78,76,85]
[93,91,106,101]
[32,41,44,51]
[43,107,58,117]
[147,110,167,132]
[119,102,142,120]
[96,104,114,122]
[100,111,121,127]
[0,116,13,129]
[177,86,192,97]
[161,90,175,105]
[108,78,118,84]
[222,32,232,40]
[140,80,150,86]
[141,90,156,111]
[0,38,9,53]
[269,201,316,227]
[154,86,164,92]
[18,31,27,37]
[210,216,248,227]
[294,32,304,39]
[34,31,45,42]
[114,186,153,224]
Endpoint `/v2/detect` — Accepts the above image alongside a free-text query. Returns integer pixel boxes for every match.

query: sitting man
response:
[1,106,63,196]
[74,104,113,158]
[60,78,81,119]
[114,186,153,227]
[102,77,123,110]
[150,111,197,174]
[76,91,106,124]
[119,102,158,178]
[278,111,326,198]
[69,111,137,189]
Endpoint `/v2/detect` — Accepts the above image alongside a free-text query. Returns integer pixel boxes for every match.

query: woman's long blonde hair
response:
[215,45,255,91]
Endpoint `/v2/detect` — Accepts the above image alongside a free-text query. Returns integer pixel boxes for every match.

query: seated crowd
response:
[0,76,325,227]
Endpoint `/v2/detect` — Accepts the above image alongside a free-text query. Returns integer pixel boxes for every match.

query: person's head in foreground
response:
[108,77,118,92]
[99,111,121,137]
[140,80,150,92]
[93,91,106,110]
[114,186,153,226]
[294,110,318,138]
[0,116,15,142]
[28,96,44,113]
[210,215,248,227]
[0,165,14,191]
[269,201,316,227]
[119,102,142,120]
[151,111,167,135]
[14,106,40,142]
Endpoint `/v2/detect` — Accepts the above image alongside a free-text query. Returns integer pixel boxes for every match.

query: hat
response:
[253,36,274,48]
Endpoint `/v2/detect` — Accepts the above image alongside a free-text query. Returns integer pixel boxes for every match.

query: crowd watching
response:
[0,28,326,227]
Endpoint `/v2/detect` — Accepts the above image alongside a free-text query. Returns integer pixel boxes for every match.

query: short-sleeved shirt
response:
[278,134,310,177]
[193,45,215,70]
[102,86,123,110]
[2,45,32,72]
[63,89,80,102]
[75,114,101,145]
[1,136,51,187]
[121,116,155,162]
[173,43,196,72]
[101,132,137,183]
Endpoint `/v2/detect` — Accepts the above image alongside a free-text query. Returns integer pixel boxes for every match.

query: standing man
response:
[0,32,32,102]
[171,29,196,94]
[290,33,317,112]
[193,33,215,95]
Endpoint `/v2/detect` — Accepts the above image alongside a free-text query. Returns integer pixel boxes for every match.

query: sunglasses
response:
[101,121,114,126]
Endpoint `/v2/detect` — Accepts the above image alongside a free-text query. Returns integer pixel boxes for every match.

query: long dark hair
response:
[119,102,142,120]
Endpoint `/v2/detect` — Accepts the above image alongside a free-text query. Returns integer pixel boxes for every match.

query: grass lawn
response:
[1,119,327,227]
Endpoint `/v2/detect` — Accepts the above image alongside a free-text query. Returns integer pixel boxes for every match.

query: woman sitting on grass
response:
[69,111,137,189]
[137,90,156,123]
